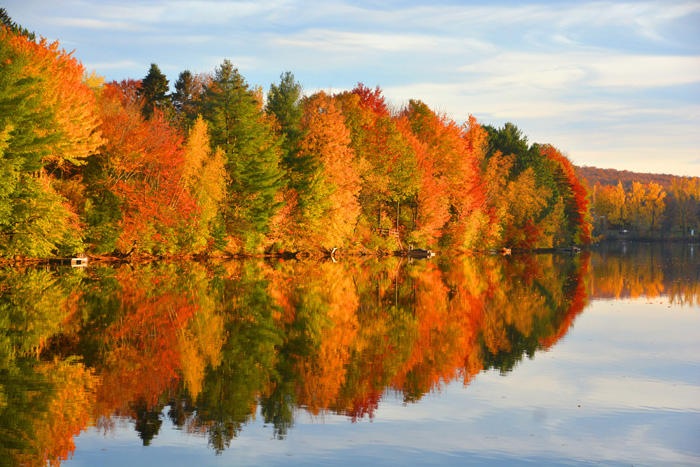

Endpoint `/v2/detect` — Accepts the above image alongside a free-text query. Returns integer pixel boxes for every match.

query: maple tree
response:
[85,79,196,255]
[334,86,419,239]
[400,100,488,249]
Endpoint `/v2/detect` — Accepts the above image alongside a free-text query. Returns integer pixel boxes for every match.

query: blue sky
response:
[5,0,700,176]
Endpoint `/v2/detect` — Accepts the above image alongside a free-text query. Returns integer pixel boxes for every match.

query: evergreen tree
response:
[171,69,205,130]
[0,8,35,40]
[201,59,285,251]
[138,63,171,119]
[266,71,303,153]
[266,71,322,213]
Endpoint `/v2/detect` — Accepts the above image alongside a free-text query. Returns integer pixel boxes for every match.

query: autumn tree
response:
[177,116,228,252]
[291,91,361,248]
[332,85,419,245]
[593,181,627,229]
[395,118,450,245]
[669,177,700,235]
[541,144,592,245]
[628,181,666,232]
[0,23,102,257]
[84,80,196,255]
[400,100,487,249]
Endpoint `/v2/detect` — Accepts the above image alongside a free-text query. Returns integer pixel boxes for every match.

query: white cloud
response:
[273,29,449,53]
[589,55,700,87]
[45,17,145,31]
[459,52,700,90]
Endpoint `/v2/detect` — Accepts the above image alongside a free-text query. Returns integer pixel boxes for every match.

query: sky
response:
[4,0,700,177]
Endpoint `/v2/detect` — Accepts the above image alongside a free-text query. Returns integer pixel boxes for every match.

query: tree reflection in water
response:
[0,243,697,465]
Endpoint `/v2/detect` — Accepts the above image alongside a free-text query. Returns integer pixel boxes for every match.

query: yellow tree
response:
[629,182,666,232]
[292,91,361,249]
[178,116,227,252]
[593,181,627,229]
[500,168,552,248]
[643,182,666,231]
[481,150,514,245]
[670,177,700,235]
[628,182,647,231]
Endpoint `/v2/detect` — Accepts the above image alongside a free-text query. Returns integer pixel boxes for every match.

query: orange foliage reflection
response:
[2,243,697,462]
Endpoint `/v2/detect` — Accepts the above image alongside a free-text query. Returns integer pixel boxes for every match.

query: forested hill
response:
[575,165,695,190]
[578,165,700,236]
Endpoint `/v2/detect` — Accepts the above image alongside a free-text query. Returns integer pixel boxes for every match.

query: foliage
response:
[171,70,208,130]
[0,12,661,258]
[0,25,102,257]
[202,60,285,252]
[85,80,196,255]
[138,63,171,119]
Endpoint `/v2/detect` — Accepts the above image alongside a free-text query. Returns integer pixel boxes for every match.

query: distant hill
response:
[574,166,696,190]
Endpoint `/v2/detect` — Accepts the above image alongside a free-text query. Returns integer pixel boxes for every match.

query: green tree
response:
[483,123,532,172]
[138,63,171,119]
[201,60,285,251]
[171,70,207,130]
[266,71,303,154]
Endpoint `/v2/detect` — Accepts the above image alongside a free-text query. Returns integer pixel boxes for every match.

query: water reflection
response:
[0,243,697,465]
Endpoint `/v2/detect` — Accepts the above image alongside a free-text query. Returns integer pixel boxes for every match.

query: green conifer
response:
[202,59,285,250]
[138,63,171,119]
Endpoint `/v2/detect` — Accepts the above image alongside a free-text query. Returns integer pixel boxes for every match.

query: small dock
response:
[562,246,581,254]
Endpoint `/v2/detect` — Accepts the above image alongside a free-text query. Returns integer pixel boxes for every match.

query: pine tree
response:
[138,63,171,119]
[201,59,285,251]
[171,70,206,130]
[266,71,303,150]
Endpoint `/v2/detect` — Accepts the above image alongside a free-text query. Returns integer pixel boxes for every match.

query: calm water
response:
[0,243,698,466]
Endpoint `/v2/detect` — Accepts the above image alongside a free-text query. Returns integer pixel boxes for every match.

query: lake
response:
[0,243,698,466]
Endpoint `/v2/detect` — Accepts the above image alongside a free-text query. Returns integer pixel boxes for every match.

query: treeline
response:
[587,176,700,235]
[0,13,592,258]
[576,165,683,191]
